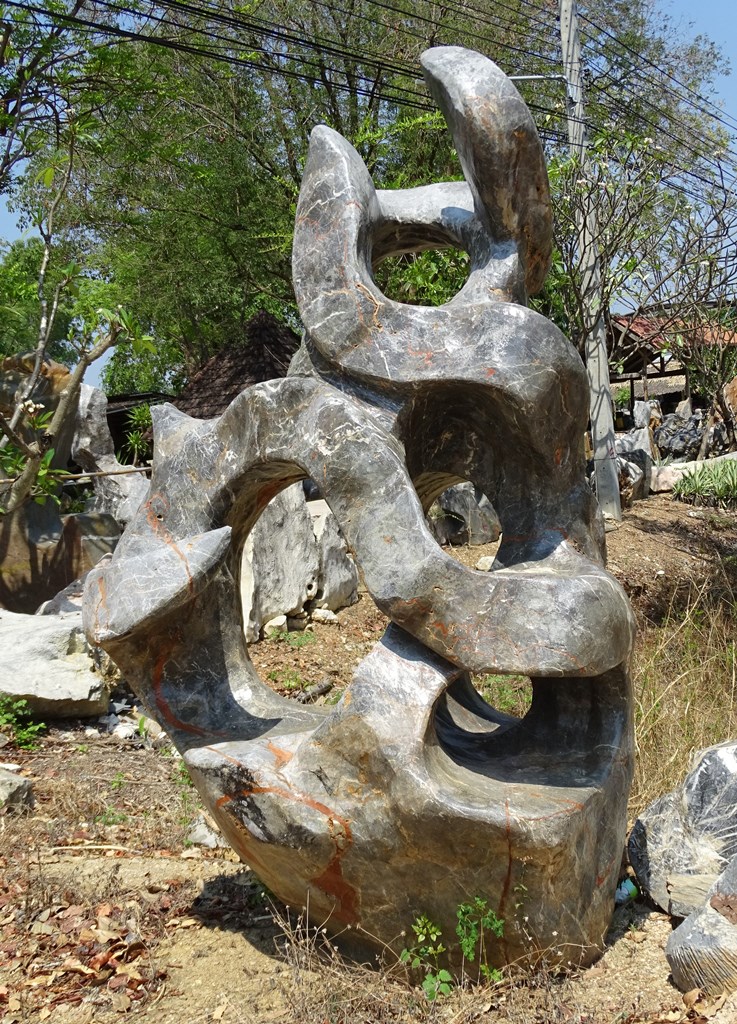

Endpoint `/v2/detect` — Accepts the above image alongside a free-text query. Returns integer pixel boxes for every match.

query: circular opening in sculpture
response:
[372,248,470,306]
[237,477,389,707]
[471,672,532,719]
[426,480,502,556]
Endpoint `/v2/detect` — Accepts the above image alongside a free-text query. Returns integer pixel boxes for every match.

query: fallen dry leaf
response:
[111,990,131,1012]
[683,988,702,1009]
[212,1003,227,1021]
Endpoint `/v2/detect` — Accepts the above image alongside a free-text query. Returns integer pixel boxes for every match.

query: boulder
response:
[308,499,359,611]
[35,559,113,616]
[654,412,704,462]
[0,503,120,613]
[629,741,737,916]
[666,857,737,996]
[240,487,358,641]
[0,766,34,809]
[240,483,321,641]
[617,456,645,506]
[72,384,149,526]
[429,482,502,546]
[0,609,109,717]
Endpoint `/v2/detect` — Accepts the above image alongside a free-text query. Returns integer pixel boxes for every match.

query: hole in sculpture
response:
[471,672,532,719]
[373,248,470,306]
[425,479,502,564]
[238,477,388,707]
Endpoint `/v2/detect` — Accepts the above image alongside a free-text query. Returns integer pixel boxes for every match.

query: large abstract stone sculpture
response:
[83,47,635,970]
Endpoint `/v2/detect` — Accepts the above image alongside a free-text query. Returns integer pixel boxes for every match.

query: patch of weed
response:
[0,697,46,749]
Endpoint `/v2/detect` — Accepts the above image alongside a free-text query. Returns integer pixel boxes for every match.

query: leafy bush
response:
[672,459,737,508]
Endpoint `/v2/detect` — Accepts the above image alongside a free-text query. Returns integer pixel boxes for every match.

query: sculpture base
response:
[185,627,633,968]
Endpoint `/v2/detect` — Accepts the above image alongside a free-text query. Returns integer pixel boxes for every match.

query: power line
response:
[577,5,737,136]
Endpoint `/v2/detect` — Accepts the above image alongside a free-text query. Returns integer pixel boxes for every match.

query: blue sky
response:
[664,0,737,124]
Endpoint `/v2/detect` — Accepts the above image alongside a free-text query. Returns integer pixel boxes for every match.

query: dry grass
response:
[630,572,737,814]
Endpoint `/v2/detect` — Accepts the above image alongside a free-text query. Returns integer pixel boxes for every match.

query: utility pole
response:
[559,0,622,520]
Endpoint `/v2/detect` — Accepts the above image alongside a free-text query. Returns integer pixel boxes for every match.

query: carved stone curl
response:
[83,47,635,969]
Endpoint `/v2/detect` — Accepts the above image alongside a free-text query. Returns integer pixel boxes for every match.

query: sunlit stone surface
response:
[83,47,635,969]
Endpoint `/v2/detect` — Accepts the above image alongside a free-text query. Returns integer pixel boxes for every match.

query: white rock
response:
[0,610,109,717]
[309,499,359,611]
[240,487,358,641]
[112,721,137,741]
[240,484,320,642]
[475,556,494,572]
[0,766,33,808]
[312,607,338,624]
[263,615,287,633]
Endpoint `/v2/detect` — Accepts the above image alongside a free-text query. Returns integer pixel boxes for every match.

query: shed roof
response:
[173,311,301,420]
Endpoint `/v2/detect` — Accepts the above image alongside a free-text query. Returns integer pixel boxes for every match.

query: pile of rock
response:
[630,741,737,996]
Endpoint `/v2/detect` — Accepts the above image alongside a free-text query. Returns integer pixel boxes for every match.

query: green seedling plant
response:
[401,898,505,999]
[95,807,128,826]
[456,896,504,983]
[0,697,46,749]
[400,914,453,1000]
[267,626,316,649]
[267,667,307,691]
[110,771,126,791]
[172,759,199,826]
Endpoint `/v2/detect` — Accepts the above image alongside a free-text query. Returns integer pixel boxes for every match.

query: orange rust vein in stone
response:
[407,342,434,366]
[239,784,358,922]
[151,640,208,737]
[240,784,352,843]
[94,575,109,634]
[266,741,293,770]
[144,494,195,598]
[354,281,383,330]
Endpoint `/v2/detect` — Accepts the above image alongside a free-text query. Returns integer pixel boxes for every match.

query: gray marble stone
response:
[0,766,34,809]
[83,47,634,970]
[630,742,737,916]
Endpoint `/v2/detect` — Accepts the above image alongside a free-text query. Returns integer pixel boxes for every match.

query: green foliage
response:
[266,627,316,649]
[109,771,127,792]
[0,697,46,750]
[613,387,631,410]
[673,460,737,509]
[456,897,504,983]
[374,249,469,307]
[401,899,505,999]
[0,443,65,511]
[267,667,307,691]
[0,239,75,362]
[95,807,128,826]
[122,403,153,464]
[477,674,532,717]
[400,914,452,1001]
[171,759,198,826]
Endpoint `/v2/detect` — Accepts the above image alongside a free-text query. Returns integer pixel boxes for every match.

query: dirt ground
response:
[2,494,737,1024]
